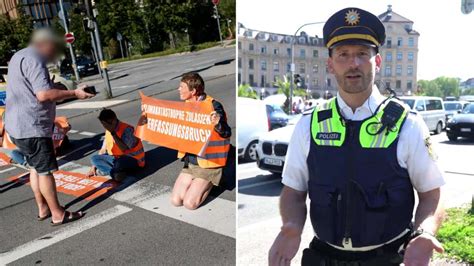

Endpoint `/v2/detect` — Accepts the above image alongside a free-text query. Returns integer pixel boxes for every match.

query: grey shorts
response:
[11,137,58,175]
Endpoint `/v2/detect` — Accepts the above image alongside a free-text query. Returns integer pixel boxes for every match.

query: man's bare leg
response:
[171,173,193,207]
[37,173,65,222]
[182,178,213,210]
[29,169,50,218]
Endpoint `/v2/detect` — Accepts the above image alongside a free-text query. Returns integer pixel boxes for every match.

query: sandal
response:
[37,212,51,221]
[51,211,84,226]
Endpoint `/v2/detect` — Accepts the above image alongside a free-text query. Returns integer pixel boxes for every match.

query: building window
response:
[386,52,392,62]
[273,48,279,55]
[397,52,402,61]
[238,41,241,49]
[407,80,413,89]
[261,60,267,71]
[249,74,254,86]
[407,65,413,76]
[313,79,319,87]
[385,65,392,76]
[300,49,306,58]
[261,46,267,54]
[287,63,291,73]
[327,78,331,87]
[385,81,391,89]
[260,75,266,87]
[396,65,402,76]
[312,65,318,73]
[249,43,254,51]
[408,37,414,47]
[396,80,401,89]
[287,48,291,57]
[238,58,241,69]
[397,37,403,47]
[273,62,279,72]
[249,59,254,70]
[299,63,306,74]
[387,37,392,48]
[313,50,319,58]
[408,52,414,61]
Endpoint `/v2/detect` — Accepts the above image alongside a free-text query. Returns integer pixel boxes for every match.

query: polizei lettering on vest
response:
[316,132,341,140]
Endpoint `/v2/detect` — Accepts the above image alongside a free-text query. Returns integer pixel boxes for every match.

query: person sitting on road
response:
[88,109,145,181]
[171,72,231,210]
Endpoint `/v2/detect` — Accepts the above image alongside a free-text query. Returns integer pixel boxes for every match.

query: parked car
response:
[60,56,99,77]
[266,104,289,130]
[444,101,469,123]
[446,103,474,141]
[256,114,305,175]
[400,96,445,134]
[237,97,270,161]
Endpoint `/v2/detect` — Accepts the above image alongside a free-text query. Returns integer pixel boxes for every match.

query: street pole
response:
[59,0,80,81]
[213,4,223,46]
[89,30,102,78]
[85,0,112,98]
[290,21,325,115]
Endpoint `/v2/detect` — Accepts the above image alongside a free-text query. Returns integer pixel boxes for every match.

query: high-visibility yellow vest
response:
[177,96,230,168]
[105,121,145,167]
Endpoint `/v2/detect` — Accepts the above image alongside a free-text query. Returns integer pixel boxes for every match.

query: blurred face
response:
[35,41,59,62]
[178,82,196,101]
[327,45,381,94]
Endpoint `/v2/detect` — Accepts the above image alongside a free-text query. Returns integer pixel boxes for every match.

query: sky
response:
[237,0,474,81]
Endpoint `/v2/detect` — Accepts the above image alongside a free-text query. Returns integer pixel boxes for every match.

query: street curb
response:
[63,74,231,120]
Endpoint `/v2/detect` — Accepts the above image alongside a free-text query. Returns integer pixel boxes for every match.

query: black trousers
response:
[301,233,410,266]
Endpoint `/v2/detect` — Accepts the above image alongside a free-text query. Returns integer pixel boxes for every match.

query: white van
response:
[400,96,445,134]
[237,97,270,161]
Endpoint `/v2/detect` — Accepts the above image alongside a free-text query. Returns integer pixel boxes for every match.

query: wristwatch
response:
[411,228,436,239]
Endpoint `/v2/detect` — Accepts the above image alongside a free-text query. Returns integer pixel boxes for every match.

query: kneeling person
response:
[88,109,145,181]
[171,72,231,210]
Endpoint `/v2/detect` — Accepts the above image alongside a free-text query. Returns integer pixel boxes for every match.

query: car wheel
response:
[447,134,458,141]
[434,122,442,135]
[244,140,258,161]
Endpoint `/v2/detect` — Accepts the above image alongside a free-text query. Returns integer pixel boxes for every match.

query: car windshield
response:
[444,102,462,111]
[462,104,474,114]
[401,99,415,109]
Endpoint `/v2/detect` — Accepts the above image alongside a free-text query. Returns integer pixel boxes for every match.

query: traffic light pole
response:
[290,22,325,115]
[213,4,223,46]
[59,0,80,81]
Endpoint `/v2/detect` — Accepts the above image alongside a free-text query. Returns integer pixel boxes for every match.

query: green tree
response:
[433,76,460,99]
[418,80,443,97]
[274,76,307,113]
[0,9,32,65]
[238,84,257,99]
[218,0,236,39]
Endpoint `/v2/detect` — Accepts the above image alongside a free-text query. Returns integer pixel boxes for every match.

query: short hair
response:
[181,72,205,95]
[98,108,117,122]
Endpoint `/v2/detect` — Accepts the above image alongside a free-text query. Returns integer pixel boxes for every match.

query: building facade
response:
[238,5,420,97]
[0,0,71,27]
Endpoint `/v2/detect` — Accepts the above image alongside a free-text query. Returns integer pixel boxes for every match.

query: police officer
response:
[269,7,445,266]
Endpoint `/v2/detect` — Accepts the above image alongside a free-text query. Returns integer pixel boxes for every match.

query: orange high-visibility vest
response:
[105,121,145,167]
[177,96,230,168]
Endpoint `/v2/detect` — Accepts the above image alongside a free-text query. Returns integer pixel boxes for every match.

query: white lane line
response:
[238,179,281,191]
[0,205,132,265]
[0,167,16,174]
[56,100,128,110]
[68,129,78,134]
[79,131,97,137]
[57,143,93,160]
[111,178,235,238]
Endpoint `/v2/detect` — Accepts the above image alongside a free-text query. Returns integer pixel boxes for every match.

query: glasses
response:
[333,51,373,64]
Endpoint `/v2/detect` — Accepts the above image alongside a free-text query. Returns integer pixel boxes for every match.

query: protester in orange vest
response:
[171,72,231,210]
[87,109,145,181]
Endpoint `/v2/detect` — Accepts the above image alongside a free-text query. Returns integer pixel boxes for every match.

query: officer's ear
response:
[327,57,335,75]
[374,53,382,73]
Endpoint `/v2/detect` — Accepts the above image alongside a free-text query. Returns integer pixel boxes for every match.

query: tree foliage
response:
[418,77,460,99]
[0,10,33,65]
[238,84,257,99]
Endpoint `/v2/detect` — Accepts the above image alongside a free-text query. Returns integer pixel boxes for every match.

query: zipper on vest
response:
[343,121,356,248]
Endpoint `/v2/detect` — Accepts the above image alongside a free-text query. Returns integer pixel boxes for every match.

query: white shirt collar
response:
[336,86,385,121]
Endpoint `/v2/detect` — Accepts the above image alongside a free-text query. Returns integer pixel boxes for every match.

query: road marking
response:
[238,179,281,191]
[0,167,16,174]
[0,205,132,264]
[111,178,235,238]
[57,100,128,110]
[79,131,97,137]
[68,129,78,134]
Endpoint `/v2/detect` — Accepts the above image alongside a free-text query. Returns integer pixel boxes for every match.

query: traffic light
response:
[294,74,302,88]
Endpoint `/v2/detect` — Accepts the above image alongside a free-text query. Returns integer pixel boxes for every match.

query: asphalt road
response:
[0,48,236,265]
[237,132,474,265]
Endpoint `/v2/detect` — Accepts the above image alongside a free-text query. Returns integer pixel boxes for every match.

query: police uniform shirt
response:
[282,87,446,194]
